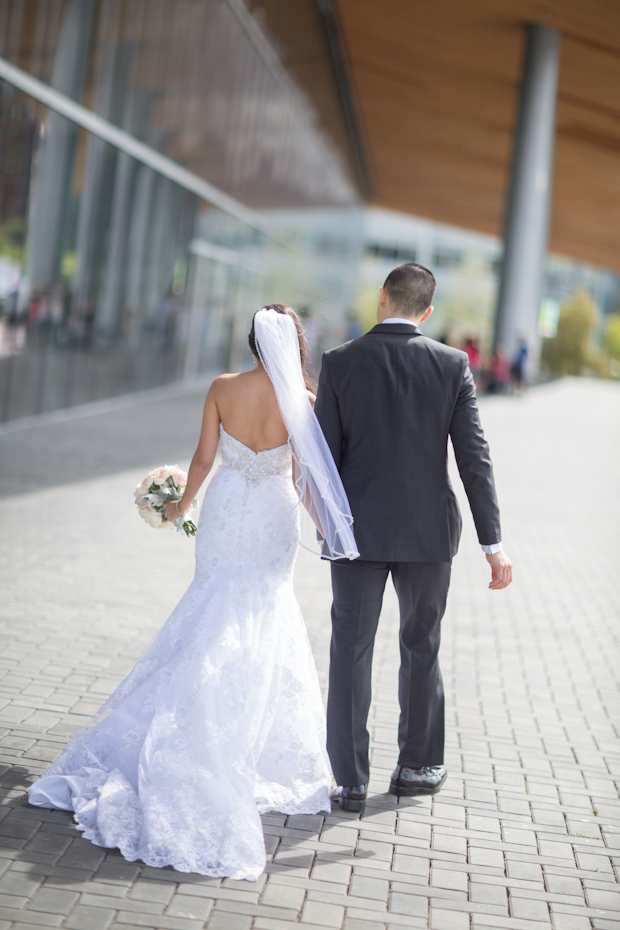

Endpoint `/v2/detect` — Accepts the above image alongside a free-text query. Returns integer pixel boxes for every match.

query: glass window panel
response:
[0,0,362,423]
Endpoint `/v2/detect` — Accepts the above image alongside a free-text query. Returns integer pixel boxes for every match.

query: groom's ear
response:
[418,305,433,324]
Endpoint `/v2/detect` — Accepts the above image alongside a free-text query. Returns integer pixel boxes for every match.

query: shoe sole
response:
[389,781,446,797]
[336,797,366,812]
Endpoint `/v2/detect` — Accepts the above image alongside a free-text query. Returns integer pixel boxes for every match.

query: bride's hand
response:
[163,500,188,525]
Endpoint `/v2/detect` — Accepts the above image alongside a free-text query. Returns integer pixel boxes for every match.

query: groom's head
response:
[379,263,436,323]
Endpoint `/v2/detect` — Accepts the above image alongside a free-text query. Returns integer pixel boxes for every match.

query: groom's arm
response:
[449,358,502,548]
[315,352,344,470]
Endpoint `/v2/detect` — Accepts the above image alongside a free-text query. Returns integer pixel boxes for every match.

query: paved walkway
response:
[0,378,619,930]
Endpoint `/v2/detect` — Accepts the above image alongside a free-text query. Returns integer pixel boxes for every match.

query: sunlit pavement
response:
[0,377,619,930]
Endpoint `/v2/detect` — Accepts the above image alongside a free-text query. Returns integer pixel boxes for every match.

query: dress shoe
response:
[330,783,368,812]
[389,765,447,797]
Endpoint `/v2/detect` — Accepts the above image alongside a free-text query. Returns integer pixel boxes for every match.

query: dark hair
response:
[383,262,436,317]
[249,304,316,391]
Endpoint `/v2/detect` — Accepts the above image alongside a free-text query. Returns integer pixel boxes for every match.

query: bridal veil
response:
[254,307,359,561]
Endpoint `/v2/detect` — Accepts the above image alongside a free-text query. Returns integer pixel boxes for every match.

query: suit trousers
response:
[327,559,451,787]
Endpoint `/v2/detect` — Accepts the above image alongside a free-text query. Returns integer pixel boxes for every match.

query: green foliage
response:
[541,288,600,377]
[605,315,620,361]
[0,218,26,263]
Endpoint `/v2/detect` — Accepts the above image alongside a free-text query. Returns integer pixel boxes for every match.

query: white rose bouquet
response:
[134,465,198,537]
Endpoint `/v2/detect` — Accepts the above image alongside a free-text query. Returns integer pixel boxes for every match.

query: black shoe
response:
[330,783,368,812]
[389,765,447,797]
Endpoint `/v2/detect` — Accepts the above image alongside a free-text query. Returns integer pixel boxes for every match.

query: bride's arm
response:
[163,382,221,522]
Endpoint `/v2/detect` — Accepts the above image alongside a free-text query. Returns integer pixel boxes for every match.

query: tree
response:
[541,288,600,376]
[605,315,620,361]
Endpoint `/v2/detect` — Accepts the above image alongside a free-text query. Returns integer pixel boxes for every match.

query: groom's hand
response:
[486,550,513,590]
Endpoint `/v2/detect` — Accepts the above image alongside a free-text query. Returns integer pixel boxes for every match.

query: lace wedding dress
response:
[28,425,332,880]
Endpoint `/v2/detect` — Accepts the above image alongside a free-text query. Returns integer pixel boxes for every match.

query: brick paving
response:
[0,377,619,930]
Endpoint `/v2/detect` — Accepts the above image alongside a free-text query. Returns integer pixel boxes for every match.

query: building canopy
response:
[298,0,620,272]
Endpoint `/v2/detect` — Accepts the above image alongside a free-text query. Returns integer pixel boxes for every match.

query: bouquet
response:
[134,465,198,537]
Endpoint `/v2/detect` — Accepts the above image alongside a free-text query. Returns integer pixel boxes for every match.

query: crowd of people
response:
[449,334,529,395]
[303,311,530,397]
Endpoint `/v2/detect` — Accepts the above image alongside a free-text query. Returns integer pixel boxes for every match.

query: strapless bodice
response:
[219,425,291,484]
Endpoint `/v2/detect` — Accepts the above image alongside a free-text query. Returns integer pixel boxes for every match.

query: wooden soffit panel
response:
[336,0,620,271]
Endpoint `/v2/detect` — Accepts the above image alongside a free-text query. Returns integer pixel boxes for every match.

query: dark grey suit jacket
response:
[315,323,501,562]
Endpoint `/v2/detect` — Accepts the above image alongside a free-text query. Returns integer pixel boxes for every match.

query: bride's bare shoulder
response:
[210,372,249,393]
[212,372,243,382]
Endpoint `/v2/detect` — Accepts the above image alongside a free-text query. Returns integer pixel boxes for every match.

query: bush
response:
[605,315,620,361]
[541,289,600,376]
[604,315,620,379]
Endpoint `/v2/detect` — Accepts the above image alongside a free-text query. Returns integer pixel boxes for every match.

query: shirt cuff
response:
[481,542,502,555]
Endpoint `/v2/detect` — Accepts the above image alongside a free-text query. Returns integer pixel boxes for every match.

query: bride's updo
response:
[249,304,316,391]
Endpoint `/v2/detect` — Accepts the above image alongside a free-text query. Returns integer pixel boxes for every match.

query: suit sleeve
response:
[449,358,502,547]
[314,352,344,471]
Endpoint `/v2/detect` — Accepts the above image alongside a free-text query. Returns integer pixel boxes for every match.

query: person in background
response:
[463,337,481,386]
[486,348,510,394]
[510,339,528,394]
[345,312,362,341]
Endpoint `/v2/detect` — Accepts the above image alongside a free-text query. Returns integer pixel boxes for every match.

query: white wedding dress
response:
[28,424,332,880]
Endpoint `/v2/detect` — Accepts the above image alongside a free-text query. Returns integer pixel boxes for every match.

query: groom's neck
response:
[377,305,419,324]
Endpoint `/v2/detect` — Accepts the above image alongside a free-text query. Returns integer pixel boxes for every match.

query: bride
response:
[28,305,359,881]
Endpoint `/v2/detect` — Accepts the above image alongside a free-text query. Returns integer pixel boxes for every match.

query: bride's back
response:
[214,368,289,452]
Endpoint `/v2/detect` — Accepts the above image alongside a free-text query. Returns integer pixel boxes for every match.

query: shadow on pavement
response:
[3,771,382,888]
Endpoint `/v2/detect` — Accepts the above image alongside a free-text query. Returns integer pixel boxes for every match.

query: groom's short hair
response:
[383,263,436,317]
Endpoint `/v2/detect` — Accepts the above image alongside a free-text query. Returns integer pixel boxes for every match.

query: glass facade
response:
[0,0,361,422]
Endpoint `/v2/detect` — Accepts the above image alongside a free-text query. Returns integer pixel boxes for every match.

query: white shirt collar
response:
[380,317,418,326]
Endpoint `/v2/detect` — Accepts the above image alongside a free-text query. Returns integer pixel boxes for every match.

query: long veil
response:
[254,308,359,561]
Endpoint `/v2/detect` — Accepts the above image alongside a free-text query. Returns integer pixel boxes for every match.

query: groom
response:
[315,262,512,811]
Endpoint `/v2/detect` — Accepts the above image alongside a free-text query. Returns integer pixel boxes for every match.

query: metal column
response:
[494,23,561,376]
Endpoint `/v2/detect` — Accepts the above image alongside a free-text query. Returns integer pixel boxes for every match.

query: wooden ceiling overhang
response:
[334,0,620,272]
